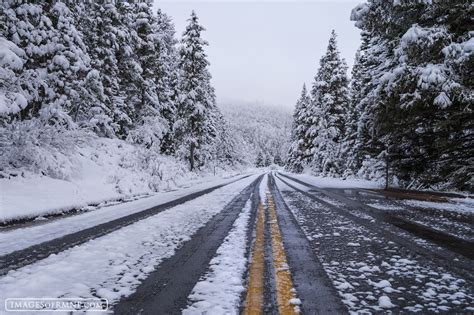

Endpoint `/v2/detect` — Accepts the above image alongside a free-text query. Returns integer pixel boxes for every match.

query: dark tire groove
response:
[0,175,251,277]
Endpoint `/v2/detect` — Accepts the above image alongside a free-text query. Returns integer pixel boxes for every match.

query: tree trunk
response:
[190,143,195,171]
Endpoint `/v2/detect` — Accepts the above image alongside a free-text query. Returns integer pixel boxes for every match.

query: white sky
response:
[153,0,362,109]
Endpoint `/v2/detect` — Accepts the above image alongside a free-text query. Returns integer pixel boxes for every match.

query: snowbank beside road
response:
[280,171,382,189]
[0,137,246,223]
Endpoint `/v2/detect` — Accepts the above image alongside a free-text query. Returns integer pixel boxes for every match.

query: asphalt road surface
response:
[1,172,472,314]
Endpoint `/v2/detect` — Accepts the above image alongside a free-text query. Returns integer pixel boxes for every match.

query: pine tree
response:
[0,37,27,120]
[1,1,101,129]
[350,0,473,190]
[78,1,126,137]
[256,152,264,168]
[113,1,143,138]
[273,153,283,166]
[126,0,168,149]
[341,45,373,176]
[1,1,60,121]
[286,84,312,173]
[264,155,272,167]
[310,30,350,176]
[211,111,237,166]
[154,9,179,155]
[174,11,217,170]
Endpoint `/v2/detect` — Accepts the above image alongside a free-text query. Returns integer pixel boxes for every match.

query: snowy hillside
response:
[0,136,246,223]
[220,101,292,166]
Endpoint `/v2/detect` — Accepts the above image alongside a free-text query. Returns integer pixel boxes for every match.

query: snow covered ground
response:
[279,171,382,189]
[0,137,247,223]
[0,174,259,314]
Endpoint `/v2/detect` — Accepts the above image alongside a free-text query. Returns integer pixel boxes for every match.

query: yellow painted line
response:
[244,203,266,315]
[268,193,300,315]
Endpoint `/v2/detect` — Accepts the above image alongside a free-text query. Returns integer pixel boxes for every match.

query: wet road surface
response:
[1,172,473,314]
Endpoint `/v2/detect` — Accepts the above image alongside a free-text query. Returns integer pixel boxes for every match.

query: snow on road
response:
[403,199,474,214]
[0,175,259,312]
[183,174,269,314]
[0,174,249,255]
[259,173,268,204]
[183,198,252,314]
[276,178,474,313]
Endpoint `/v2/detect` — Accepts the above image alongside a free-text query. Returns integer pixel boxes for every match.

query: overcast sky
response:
[153,0,362,109]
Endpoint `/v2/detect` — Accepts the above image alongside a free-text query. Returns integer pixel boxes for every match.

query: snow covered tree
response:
[310,30,350,176]
[210,111,239,166]
[174,11,217,170]
[1,1,59,121]
[273,153,283,166]
[110,1,143,138]
[264,155,272,167]
[125,0,168,149]
[0,37,27,120]
[340,49,363,176]
[155,9,179,155]
[350,0,473,190]
[255,152,265,168]
[77,1,126,137]
[286,84,312,173]
[1,1,98,130]
[38,2,106,130]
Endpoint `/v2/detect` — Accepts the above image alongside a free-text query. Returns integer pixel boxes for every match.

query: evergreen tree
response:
[286,84,312,172]
[273,153,283,166]
[174,11,217,170]
[113,1,143,138]
[341,44,374,176]
[264,155,271,167]
[310,30,350,176]
[256,152,264,168]
[155,9,179,155]
[211,111,238,166]
[78,1,125,137]
[0,37,27,120]
[126,0,167,149]
[350,0,473,190]
[0,1,102,130]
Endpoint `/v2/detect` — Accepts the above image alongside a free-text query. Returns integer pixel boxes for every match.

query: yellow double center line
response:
[245,203,266,314]
[244,192,299,315]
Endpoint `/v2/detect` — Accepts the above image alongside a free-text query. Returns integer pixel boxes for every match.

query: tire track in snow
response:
[276,173,474,279]
[275,174,474,313]
[112,175,263,314]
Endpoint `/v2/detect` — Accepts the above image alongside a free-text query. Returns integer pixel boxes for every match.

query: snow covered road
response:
[1,171,472,314]
[0,174,253,275]
[0,174,251,255]
[275,172,474,313]
[0,174,261,313]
